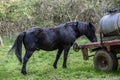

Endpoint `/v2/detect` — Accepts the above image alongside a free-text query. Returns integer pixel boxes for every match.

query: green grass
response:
[0,37,120,80]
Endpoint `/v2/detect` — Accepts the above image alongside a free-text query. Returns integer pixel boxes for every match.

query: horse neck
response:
[76,25,88,38]
[73,26,83,38]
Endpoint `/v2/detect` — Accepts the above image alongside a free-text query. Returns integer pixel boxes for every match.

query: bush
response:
[0,0,119,36]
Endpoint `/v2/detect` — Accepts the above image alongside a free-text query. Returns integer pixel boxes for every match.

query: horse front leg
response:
[21,50,34,75]
[53,48,63,69]
[63,46,70,68]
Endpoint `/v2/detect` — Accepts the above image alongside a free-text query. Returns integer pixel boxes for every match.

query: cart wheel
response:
[93,49,118,72]
[73,43,79,52]
[111,53,118,71]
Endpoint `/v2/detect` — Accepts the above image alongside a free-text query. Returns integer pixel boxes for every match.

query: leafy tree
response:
[0,0,119,36]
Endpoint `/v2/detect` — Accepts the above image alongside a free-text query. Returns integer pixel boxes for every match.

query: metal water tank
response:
[100,13,120,36]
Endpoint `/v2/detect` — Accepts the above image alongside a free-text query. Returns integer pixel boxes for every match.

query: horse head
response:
[85,22,97,42]
[76,21,97,42]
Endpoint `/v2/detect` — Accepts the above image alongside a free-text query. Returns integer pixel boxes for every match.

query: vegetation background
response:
[0,0,120,80]
[0,0,120,36]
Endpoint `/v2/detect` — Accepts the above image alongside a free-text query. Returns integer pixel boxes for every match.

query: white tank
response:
[100,13,120,36]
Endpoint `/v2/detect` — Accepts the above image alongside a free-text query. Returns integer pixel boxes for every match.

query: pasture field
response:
[0,36,120,80]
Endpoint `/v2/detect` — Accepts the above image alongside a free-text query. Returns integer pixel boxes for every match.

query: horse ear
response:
[88,22,92,27]
[75,21,78,26]
[88,22,96,31]
[88,22,94,29]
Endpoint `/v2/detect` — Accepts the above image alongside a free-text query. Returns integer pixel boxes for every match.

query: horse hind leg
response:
[21,50,34,75]
[63,46,70,68]
[53,48,63,69]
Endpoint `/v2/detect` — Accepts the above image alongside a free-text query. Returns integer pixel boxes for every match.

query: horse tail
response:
[8,32,26,63]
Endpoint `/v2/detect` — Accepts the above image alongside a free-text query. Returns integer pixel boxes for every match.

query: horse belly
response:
[38,41,59,51]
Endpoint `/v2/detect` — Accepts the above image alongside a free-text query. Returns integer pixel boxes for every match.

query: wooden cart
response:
[73,35,120,72]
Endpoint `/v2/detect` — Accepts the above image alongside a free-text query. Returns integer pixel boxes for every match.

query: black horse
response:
[8,21,97,75]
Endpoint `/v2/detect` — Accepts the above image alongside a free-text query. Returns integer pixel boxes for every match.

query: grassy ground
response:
[0,37,120,80]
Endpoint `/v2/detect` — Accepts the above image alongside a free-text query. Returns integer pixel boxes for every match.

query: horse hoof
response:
[21,71,27,75]
[63,66,67,68]
[53,66,57,69]
[53,65,57,69]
